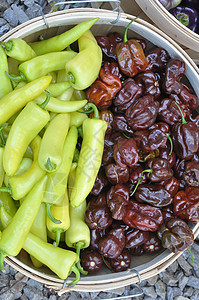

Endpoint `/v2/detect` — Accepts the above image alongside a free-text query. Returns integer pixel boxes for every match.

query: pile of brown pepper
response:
[80,28,199,274]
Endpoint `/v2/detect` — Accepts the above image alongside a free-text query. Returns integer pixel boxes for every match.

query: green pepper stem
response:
[5,71,27,83]
[187,247,194,265]
[84,103,99,119]
[123,17,139,43]
[142,169,153,174]
[75,241,88,275]
[0,124,8,147]
[45,158,57,172]
[102,255,112,271]
[173,101,187,124]
[67,72,76,84]
[68,265,80,287]
[77,109,94,114]
[122,132,130,139]
[37,91,50,110]
[176,13,189,27]
[52,228,64,247]
[167,134,173,156]
[46,203,61,224]
[0,40,13,52]
[0,251,7,271]
[0,184,12,197]
[130,177,143,196]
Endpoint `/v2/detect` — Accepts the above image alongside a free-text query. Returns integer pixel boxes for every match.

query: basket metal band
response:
[42,0,121,28]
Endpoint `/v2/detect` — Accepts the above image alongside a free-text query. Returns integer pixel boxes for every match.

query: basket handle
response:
[42,0,121,27]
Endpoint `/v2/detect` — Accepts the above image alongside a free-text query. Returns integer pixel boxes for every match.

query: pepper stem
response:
[46,203,61,224]
[0,124,8,147]
[122,132,130,139]
[68,265,80,287]
[67,72,76,84]
[130,169,153,196]
[45,158,56,172]
[187,247,194,265]
[173,101,187,124]
[123,17,139,43]
[0,40,13,52]
[0,251,7,271]
[176,13,189,27]
[84,103,99,119]
[5,71,27,83]
[102,255,112,271]
[75,241,88,275]
[0,184,12,197]
[37,91,50,110]
[52,228,64,247]
[167,134,173,155]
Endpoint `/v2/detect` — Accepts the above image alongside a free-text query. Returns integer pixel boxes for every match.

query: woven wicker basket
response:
[1,7,199,295]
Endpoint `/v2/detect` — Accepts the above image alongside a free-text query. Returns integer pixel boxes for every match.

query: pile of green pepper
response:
[0,18,108,287]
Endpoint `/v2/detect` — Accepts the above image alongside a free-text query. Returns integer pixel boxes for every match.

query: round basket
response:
[1,8,199,295]
[114,0,199,65]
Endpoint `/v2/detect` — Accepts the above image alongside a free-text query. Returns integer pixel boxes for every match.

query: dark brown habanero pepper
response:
[183,161,199,187]
[86,62,122,110]
[96,32,122,61]
[134,71,161,99]
[173,187,199,222]
[146,158,174,182]
[123,200,163,231]
[142,232,162,254]
[113,137,139,168]
[157,218,194,253]
[159,147,176,167]
[178,83,198,111]
[158,98,186,125]
[134,184,173,207]
[162,58,186,95]
[113,78,142,112]
[116,19,148,77]
[105,163,129,185]
[81,249,103,273]
[109,249,131,272]
[145,48,170,73]
[171,101,199,160]
[107,184,129,220]
[125,95,159,130]
[159,176,180,197]
[112,114,134,135]
[90,168,108,196]
[125,228,149,249]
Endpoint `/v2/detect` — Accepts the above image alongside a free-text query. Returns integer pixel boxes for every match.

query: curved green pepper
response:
[1,38,36,62]
[0,46,13,98]
[29,18,99,56]
[69,112,88,128]
[0,75,52,126]
[3,95,50,177]
[46,82,71,98]
[6,136,46,200]
[70,111,107,207]
[0,192,17,217]
[65,30,102,90]
[39,113,70,172]
[0,175,47,268]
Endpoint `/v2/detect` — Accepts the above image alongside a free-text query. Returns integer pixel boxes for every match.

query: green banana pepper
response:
[6,136,46,200]
[0,192,17,217]
[0,175,47,268]
[69,112,88,128]
[0,75,52,126]
[1,38,36,62]
[3,94,50,177]
[39,113,70,172]
[46,82,71,98]
[65,30,102,90]
[0,207,80,285]
[29,18,99,56]
[0,46,13,98]
[70,105,107,207]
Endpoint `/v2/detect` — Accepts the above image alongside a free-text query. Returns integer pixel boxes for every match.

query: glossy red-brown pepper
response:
[112,115,134,135]
[123,200,163,231]
[159,177,180,198]
[162,59,186,95]
[158,98,186,125]
[91,168,108,196]
[130,245,144,256]
[171,121,199,160]
[96,32,122,61]
[146,158,173,182]
[109,249,131,272]
[158,148,176,168]
[135,71,161,99]
[145,48,170,73]
[105,163,129,185]
[134,184,173,207]
[113,137,139,168]
[86,64,122,110]
[98,228,126,259]
[85,194,113,230]
[81,250,103,273]
[134,122,169,152]
[142,233,162,254]
[90,229,105,250]
[116,39,148,77]
[107,184,129,220]
[157,218,194,253]
[173,187,199,222]
[129,165,147,185]
[138,149,159,163]
[161,206,176,222]
[125,95,159,130]
[183,161,199,187]
[113,78,142,112]
[102,61,123,80]
[178,83,198,111]
[125,228,149,248]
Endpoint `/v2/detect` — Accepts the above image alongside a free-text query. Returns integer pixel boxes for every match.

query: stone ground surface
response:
[0,1,199,299]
